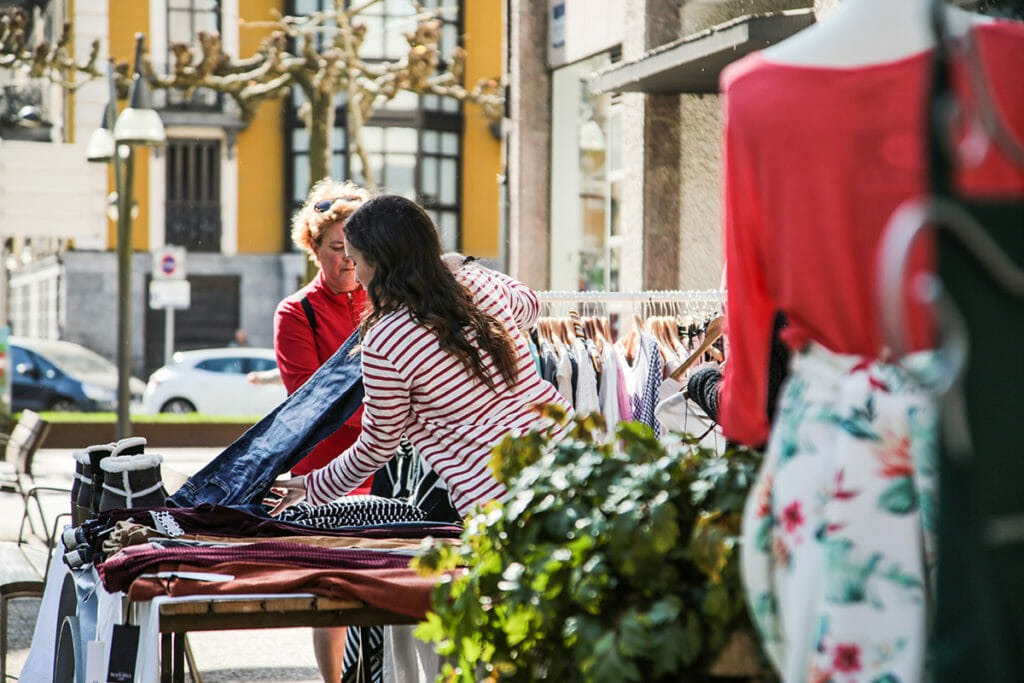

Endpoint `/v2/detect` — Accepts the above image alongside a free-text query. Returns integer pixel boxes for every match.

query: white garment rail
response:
[535,289,724,304]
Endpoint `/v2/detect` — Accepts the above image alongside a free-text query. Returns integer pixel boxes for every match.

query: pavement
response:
[3,446,325,682]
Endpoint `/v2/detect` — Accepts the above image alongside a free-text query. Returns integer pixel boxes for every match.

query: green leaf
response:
[679,611,705,666]
[587,632,642,683]
[413,611,445,644]
[504,608,532,646]
[647,597,681,625]
[618,612,650,657]
[460,635,483,663]
[690,510,735,582]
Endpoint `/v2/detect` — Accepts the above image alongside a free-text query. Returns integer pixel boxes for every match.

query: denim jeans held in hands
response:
[167,331,364,509]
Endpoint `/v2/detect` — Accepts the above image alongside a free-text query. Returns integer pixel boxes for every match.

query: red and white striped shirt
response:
[305,264,573,516]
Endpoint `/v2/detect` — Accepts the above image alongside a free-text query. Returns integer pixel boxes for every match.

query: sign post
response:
[151,247,189,366]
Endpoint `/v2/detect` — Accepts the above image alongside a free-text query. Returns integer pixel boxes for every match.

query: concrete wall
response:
[506,0,552,288]
[677,94,723,290]
[507,0,819,292]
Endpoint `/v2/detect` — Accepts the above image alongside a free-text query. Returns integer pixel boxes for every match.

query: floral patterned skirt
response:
[741,342,941,682]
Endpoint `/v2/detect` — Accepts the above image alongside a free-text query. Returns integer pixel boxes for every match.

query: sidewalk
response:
[3,446,323,682]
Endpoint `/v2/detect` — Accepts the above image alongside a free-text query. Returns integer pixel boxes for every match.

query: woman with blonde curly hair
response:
[274,178,373,479]
[273,178,377,681]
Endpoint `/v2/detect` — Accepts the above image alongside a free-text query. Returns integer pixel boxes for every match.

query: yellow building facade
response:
[1,0,501,376]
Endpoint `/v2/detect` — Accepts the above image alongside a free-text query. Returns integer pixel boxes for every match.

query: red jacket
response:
[274,271,372,492]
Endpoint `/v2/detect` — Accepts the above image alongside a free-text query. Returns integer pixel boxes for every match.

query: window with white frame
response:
[286,0,463,250]
[163,0,222,109]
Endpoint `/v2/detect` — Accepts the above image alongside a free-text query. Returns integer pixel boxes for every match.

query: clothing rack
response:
[535,289,723,304]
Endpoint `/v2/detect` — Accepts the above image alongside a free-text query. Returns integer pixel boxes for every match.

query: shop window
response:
[550,52,620,291]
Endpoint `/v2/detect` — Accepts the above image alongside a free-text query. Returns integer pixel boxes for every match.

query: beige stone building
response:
[501,0,990,292]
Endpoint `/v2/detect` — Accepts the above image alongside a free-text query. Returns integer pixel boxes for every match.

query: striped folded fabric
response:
[277,495,425,530]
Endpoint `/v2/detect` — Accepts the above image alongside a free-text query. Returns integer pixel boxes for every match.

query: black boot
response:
[98,453,167,512]
[70,449,90,526]
[76,442,116,520]
[113,436,147,457]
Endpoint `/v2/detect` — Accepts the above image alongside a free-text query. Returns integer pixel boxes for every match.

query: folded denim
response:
[166,331,365,510]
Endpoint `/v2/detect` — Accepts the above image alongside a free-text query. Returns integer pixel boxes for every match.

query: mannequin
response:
[762,0,989,67]
[718,2,1024,681]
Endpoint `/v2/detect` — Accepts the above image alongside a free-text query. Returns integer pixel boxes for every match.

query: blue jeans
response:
[166,331,364,509]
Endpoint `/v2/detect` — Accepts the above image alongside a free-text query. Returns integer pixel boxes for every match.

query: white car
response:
[141,347,286,415]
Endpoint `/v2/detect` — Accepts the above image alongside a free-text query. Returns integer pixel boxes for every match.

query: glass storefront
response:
[550,52,622,291]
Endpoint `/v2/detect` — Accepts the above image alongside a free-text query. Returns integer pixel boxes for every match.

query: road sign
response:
[153,246,187,280]
[149,279,191,309]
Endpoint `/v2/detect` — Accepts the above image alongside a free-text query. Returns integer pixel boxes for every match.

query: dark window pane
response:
[249,357,278,373]
[166,139,222,252]
[196,357,244,374]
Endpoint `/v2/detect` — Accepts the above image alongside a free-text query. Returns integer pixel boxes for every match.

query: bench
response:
[0,410,70,547]
[0,542,48,680]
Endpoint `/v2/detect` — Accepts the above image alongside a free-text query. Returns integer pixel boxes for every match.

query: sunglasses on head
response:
[313,196,361,213]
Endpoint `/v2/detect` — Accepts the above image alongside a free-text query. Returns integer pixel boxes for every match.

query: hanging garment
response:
[741,343,941,683]
[554,346,574,405]
[539,339,559,385]
[653,375,723,455]
[597,343,623,426]
[620,332,664,434]
[571,337,600,415]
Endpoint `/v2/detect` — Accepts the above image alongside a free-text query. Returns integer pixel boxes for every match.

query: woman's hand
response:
[264,475,308,516]
[440,252,465,273]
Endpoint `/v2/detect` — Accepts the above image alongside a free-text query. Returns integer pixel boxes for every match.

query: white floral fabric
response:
[741,343,941,682]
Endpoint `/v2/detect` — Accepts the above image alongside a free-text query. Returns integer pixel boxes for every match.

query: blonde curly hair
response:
[290,178,372,262]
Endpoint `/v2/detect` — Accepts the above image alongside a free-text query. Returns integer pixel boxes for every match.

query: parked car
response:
[8,336,146,412]
[141,347,286,415]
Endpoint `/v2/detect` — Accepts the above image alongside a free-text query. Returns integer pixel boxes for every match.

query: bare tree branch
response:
[1,10,103,90]
[1,2,504,191]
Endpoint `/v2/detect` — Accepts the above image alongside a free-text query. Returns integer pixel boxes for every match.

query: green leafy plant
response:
[414,409,770,682]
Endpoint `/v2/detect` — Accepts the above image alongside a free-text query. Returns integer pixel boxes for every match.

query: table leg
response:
[161,632,172,682]
[174,632,185,683]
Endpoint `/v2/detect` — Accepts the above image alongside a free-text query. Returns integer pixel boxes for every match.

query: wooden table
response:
[145,595,418,683]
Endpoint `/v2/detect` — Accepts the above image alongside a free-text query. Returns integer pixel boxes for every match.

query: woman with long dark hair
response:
[269,194,572,517]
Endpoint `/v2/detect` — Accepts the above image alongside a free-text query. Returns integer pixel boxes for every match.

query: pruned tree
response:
[2,0,503,191]
[1,6,103,89]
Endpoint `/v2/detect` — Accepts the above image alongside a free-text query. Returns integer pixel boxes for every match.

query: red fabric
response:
[126,561,450,620]
[274,271,372,490]
[719,21,1024,446]
[97,539,412,592]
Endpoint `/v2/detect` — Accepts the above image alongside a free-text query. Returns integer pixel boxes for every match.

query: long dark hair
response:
[344,194,519,390]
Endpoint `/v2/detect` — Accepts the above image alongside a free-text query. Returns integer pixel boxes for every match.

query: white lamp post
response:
[87,34,165,439]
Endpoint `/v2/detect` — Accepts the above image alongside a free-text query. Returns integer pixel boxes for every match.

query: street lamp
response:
[86,34,165,439]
